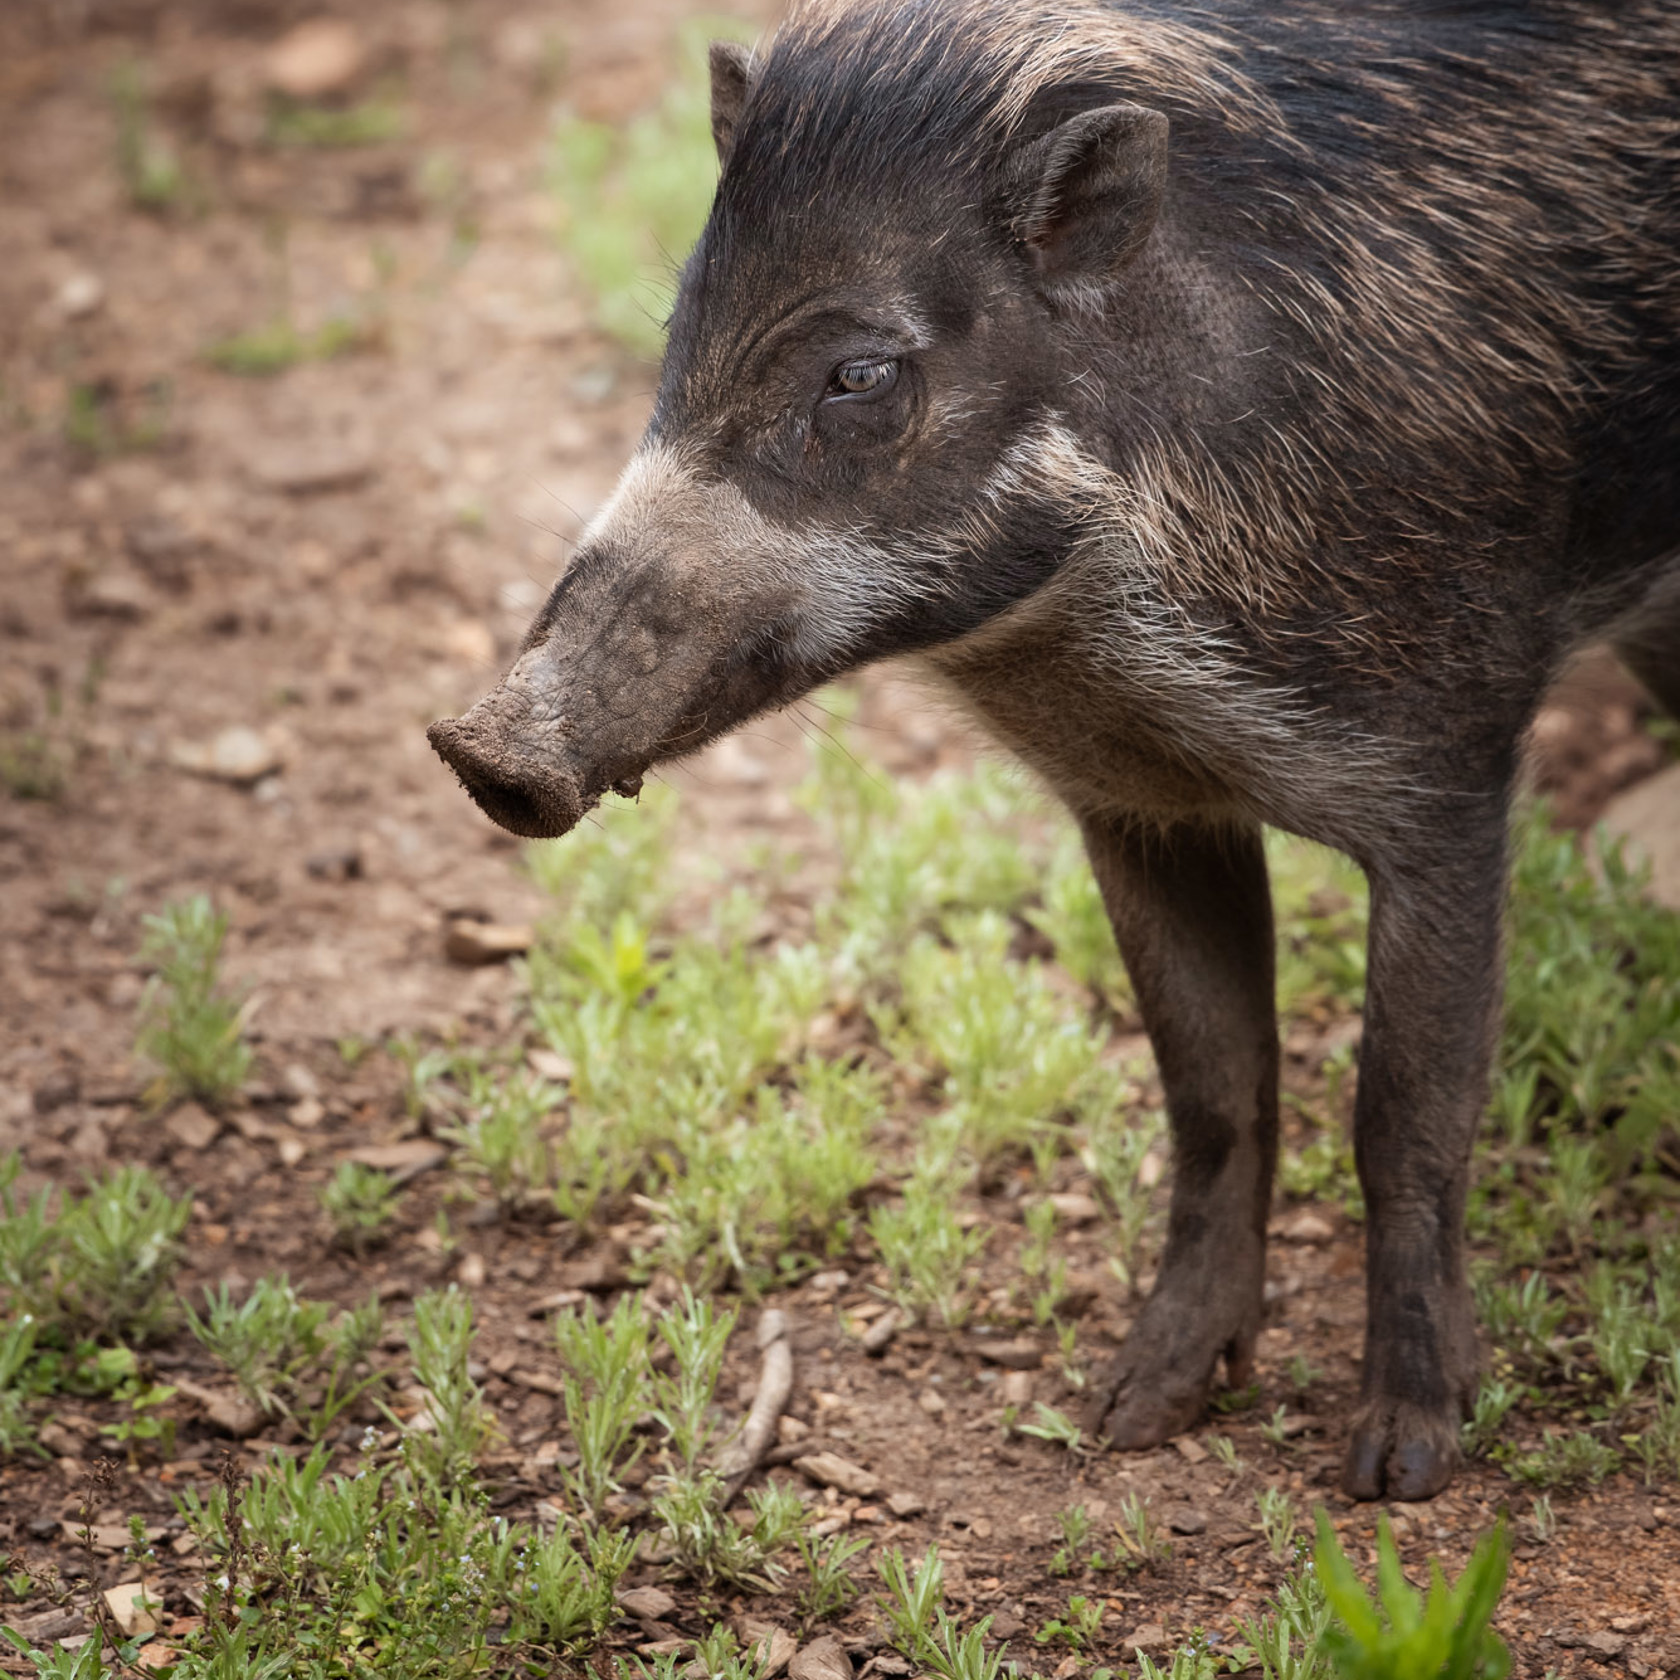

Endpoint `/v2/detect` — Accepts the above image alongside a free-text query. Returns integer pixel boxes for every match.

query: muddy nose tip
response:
[426,713,585,841]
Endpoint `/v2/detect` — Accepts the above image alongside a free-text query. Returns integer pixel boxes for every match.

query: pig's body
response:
[432,0,1680,1499]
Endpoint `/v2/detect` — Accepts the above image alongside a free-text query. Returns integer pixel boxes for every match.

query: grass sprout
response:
[136,896,251,1108]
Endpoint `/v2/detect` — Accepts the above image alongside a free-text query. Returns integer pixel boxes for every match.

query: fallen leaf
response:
[788,1634,851,1680]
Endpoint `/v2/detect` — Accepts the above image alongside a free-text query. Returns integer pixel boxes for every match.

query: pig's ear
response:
[1012,103,1168,282]
[709,40,755,160]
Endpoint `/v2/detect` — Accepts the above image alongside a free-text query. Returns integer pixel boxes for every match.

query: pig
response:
[430,0,1680,1499]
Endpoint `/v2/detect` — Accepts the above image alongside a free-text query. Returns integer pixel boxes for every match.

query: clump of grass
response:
[876,1545,948,1664]
[136,895,251,1109]
[186,1277,384,1438]
[1049,1504,1092,1576]
[1460,1376,1521,1459]
[552,1293,652,1519]
[1114,1490,1173,1570]
[1016,1402,1085,1454]
[654,1475,807,1592]
[266,97,405,149]
[645,1290,807,1589]
[889,909,1105,1166]
[1025,828,1131,1005]
[0,1155,192,1430]
[1235,1558,1335,1679]
[400,1286,497,1489]
[1313,1508,1510,1678]
[1034,1593,1104,1649]
[1499,1426,1621,1489]
[795,1529,870,1627]
[63,377,172,457]
[877,1546,1009,1680]
[0,730,71,801]
[0,1314,43,1458]
[1077,1100,1162,1290]
[1501,805,1680,1169]
[869,1168,987,1328]
[204,314,373,377]
[16,1164,193,1345]
[318,1161,403,1254]
[1257,1485,1299,1562]
[443,1068,560,1211]
[111,60,187,211]
[1268,833,1368,1017]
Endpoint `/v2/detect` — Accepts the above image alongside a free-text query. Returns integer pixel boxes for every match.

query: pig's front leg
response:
[1079,815,1279,1449]
[1341,831,1504,1500]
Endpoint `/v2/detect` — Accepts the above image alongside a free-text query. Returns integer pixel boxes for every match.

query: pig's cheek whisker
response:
[791,704,889,794]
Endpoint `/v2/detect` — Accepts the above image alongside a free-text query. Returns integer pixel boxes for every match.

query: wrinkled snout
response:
[426,673,593,840]
[428,445,827,838]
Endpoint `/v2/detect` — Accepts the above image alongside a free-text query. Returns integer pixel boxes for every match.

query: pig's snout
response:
[426,687,588,840]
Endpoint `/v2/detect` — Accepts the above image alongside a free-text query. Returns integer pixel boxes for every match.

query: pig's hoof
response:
[1087,1375,1207,1451]
[1083,1291,1258,1450]
[1341,1403,1459,1501]
[1082,1338,1222,1449]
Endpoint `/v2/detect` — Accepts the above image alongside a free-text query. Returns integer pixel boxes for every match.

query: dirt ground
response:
[1,3,1676,1674]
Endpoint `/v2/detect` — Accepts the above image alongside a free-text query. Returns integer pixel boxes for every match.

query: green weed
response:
[1500,1426,1621,1489]
[1016,1401,1086,1454]
[266,97,405,149]
[653,1475,804,1591]
[399,1286,496,1489]
[1235,1558,1335,1680]
[794,1528,869,1627]
[186,1277,383,1438]
[504,1523,635,1654]
[0,1315,43,1458]
[1268,834,1368,1017]
[1461,1377,1521,1459]
[318,1160,403,1254]
[552,1293,652,1518]
[136,896,251,1107]
[1502,806,1680,1170]
[111,60,187,210]
[1258,1485,1299,1562]
[1034,1593,1103,1648]
[50,1166,192,1343]
[1025,828,1130,1005]
[0,730,71,801]
[1313,1508,1510,1679]
[870,1169,987,1328]
[63,379,171,457]
[204,315,371,376]
[1077,1100,1162,1290]
[1114,1490,1172,1570]
[1049,1502,1092,1576]
[876,1545,947,1663]
[443,1068,560,1210]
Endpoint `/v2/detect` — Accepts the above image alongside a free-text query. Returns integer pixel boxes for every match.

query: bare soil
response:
[1,4,1676,1674]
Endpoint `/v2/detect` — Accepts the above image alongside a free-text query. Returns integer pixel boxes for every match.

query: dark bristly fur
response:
[430,0,1680,1500]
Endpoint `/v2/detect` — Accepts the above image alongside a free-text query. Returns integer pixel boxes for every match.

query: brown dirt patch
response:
[1,4,1675,1675]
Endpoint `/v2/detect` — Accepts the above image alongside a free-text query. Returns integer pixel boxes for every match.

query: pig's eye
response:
[826,358,899,402]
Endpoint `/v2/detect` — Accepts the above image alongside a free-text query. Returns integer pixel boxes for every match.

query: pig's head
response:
[430,0,1207,838]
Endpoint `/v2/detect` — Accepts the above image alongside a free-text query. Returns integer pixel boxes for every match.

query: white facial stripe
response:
[581,422,1129,668]
[582,442,945,668]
